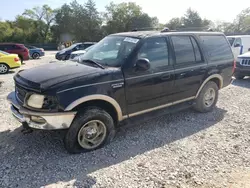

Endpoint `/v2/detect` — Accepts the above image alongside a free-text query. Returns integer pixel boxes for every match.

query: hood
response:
[71,50,86,55]
[58,49,68,54]
[238,52,250,58]
[15,61,104,90]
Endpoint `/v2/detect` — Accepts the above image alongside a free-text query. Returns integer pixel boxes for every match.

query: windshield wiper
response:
[81,59,105,69]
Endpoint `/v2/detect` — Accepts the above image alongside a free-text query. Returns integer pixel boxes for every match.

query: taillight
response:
[233,60,236,73]
[14,57,19,62]
[40,48,44,52]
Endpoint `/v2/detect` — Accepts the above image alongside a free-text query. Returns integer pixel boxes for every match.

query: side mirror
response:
[234,43,241,47]
[135,58,150,71]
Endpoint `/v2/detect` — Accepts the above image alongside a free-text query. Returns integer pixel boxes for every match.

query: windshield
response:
[66,43,81,50]
[25,45,36,49]
[227,37,235,46]
[0,50,9,55]
[78,36,139,67]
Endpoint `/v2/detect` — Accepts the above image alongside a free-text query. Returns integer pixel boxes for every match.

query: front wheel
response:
[0,63,9,74]
[64,107,116,154]
[32,52,40,59]
[193,81,219,113]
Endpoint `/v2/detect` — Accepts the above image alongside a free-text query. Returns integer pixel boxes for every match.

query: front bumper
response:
[235,67,250,76]
[7,92,76,130]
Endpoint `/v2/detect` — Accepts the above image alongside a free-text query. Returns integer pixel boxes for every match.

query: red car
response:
[0,43,29,63]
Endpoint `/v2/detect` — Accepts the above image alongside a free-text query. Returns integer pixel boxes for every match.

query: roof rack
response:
[131,26,214,33]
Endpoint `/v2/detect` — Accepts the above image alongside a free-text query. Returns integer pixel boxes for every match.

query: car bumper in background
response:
[40,51,45,57]
[235,67,250,75]
[9,61,21,69]
[7,92,76,130]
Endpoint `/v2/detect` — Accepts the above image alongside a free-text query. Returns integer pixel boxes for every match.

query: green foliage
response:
[0,1,250,44]
[165,8,211,30]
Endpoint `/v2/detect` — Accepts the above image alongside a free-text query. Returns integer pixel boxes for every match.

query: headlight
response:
[27,94,45,108]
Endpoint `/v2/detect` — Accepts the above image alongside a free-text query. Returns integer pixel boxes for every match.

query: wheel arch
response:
[196,74,223,98]
[65,95,125,123]
[0,62,10,68]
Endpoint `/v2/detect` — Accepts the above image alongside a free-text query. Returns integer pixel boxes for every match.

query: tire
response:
[193,81,219,113]
[64,107,116,154]
[65,54,70,60]
[32,52,40,59]
[234,74,244,79]
[0,63,9,74]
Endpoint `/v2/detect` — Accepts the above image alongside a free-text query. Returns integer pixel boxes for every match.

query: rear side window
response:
[200,35,233,62]
[190,37,202,62]
[171,36,195,64]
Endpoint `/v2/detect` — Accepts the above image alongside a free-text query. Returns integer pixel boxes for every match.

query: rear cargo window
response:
[200,35,233,62]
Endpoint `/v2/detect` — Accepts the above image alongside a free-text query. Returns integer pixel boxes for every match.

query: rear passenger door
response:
[171,35,207,101]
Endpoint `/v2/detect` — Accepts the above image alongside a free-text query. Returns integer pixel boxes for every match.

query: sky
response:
[1,0,249,24]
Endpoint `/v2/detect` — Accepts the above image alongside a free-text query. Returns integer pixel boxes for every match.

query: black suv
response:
[7,31,234,153]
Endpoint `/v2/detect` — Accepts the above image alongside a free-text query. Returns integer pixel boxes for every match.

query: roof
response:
[227,35,250,38]
[111,30,224,38]
[0,43,24,45]
[83,42,97,44]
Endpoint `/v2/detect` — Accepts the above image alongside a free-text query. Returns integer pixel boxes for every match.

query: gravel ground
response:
[0,52,250,188]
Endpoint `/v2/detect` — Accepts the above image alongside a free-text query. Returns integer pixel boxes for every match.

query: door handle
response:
[161,74,171,80]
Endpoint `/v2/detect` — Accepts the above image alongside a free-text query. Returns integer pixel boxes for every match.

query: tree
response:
[234,8,250,33]
[104,2,157,34]
[23,5,55,42]
[165,18,182,30]
[182,8,211,30]
[165,8,211,31]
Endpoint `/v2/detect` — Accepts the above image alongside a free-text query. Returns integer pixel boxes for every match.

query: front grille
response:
[15,85,28,103]
[240,59,250,66]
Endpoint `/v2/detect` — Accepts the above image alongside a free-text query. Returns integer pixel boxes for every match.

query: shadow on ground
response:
[0,107,227,187]
[232,77,250,89]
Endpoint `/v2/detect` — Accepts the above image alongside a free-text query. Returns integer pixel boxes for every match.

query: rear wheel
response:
[32,52,40,59]
[0,63,9,74]
[193,81,219,113]
[64,107,116,154]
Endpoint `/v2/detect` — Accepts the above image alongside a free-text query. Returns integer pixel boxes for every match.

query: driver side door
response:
[123,37,175,116]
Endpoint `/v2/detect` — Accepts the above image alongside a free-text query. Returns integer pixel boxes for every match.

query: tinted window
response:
[14,45,22,50]
[0,45,5,51]
[227,37,235,46]
[137,37,169,68]
[172,36,195,64]
[200,35,233,62]
[190,37,202,62]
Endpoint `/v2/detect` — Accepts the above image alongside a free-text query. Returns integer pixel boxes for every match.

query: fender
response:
[64,94,124,121]
[195,74,223,98]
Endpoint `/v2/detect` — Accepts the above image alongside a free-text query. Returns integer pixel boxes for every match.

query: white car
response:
[69,50,87,60]
[69,45,95,60]
[227,35,250,59]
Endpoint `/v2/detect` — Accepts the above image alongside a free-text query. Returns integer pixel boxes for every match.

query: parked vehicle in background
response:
[7,30,234,153]
[227,35,250,59]
[234,51,250,79]
[0,43,29,63]
[25,45,45,59]
[56,42,96,60]
[0,50,21,74]
[69,45,95,60]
